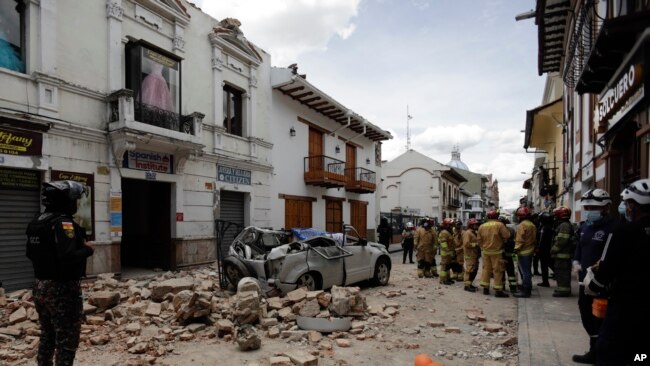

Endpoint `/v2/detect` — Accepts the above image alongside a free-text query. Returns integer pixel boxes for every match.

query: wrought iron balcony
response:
[565,2,650,94]
[304,155,347,188]
[108,89,200,135]
[345,167,376,193]
[107,89,205,172]
[447,198,461,209]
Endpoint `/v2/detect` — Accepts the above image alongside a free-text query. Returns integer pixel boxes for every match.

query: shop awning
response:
[524,98,563,150]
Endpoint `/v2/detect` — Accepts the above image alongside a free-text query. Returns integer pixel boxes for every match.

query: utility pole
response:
[406,105,413,151]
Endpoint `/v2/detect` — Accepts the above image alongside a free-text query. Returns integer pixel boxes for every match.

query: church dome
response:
[447,145,469,171]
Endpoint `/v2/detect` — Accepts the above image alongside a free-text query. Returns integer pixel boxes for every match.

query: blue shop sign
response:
[217,165,251,185]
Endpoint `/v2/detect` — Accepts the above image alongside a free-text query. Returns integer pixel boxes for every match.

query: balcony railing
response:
[108,89,201,136]
[566,2,650,94]
[464,202,472,210]
[447,198,461,208]
[345,167,376,194]
[304,155,346,188]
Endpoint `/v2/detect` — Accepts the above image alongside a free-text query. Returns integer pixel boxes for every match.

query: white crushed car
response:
[222,224,391,294]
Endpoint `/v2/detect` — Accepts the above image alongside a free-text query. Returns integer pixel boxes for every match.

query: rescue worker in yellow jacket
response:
[452,220,464,281]
[462,218,481,292]
[550,206,574,297]
[513,206,537,298]
[414,218,438,278]
[478,209,511,297]
[438,218,455,285]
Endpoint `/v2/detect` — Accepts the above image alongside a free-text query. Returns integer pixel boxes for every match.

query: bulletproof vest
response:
[26,213,59,261]
[25,212,85,280]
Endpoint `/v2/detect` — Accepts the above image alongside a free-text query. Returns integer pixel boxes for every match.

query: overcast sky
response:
[196,0,546,209]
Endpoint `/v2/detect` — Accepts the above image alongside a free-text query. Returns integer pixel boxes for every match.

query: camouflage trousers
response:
[33,280,83,366]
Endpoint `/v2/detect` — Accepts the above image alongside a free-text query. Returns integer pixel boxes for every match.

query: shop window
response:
[0,0,26,73]
[223,84,243,136]
[126,41,181,131]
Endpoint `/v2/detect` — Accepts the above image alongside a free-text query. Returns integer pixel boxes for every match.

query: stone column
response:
[106,0,124,91]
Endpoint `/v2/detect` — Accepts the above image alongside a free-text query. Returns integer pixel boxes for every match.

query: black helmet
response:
[42,180,88,214]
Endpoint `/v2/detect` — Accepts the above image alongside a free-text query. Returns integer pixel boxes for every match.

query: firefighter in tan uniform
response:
[513,207,537,298]
[438,218,455,285]
[462,218,481,292]
[452,220,465,281]
[478,209,511,297]
[414,218,438,278]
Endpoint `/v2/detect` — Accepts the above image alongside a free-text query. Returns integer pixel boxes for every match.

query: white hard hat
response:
[406,222,414,228]
[621,178,650,205]
[580,188,612,207]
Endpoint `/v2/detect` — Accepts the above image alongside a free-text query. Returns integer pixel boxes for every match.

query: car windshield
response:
[261,232,283,247]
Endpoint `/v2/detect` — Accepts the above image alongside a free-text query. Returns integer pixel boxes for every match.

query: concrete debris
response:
[236,324,261,351]
[0,264,405,364]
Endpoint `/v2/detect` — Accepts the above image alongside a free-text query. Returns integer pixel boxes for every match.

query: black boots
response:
[513,288,532,298]
[552,291,571,297]
[464,285,476,292]
[442,279,454,285]
[483,287,490,295]
[572,337,597,364]
[494,290,509,298]
[572,351,596,364]
[537,282,550,287]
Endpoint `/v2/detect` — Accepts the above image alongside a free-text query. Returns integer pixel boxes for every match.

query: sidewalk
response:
[517,276,585,366]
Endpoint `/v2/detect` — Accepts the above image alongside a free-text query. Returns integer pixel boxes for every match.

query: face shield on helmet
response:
[580,188,612,207]
[621,179,650,205]
[41,180,89,214]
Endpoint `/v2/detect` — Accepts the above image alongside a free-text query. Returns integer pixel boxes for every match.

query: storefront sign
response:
[0,126,42,156]
[110,191,122,238]
[0,168,39,190]
[217,165,251,185]
[123,150,173,174]
[595,64,644,127]
[51,170,95,240]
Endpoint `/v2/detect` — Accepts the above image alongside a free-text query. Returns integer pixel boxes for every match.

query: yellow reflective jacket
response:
[515,219,537,256]
[477,219,511,255]
[462,229,480,258]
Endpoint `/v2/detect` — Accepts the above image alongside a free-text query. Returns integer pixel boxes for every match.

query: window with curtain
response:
[223,85,243,136]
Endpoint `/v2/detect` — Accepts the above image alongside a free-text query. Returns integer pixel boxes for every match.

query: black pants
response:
[596,298,649,365]
[402,242,414,263]
[539,246,553,283]
[578,286,602,337]
[503,254,517,289]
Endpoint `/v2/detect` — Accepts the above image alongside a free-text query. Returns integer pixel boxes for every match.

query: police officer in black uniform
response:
[26,180,94,366]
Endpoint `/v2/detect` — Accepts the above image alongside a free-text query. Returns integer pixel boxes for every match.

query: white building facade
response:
[0,0,277,290]
[269,66,392,240]
[380,150,467,223]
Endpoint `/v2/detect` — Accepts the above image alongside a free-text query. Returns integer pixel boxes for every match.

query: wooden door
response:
[309,128,323,171]
[346,144,356,180]
[325,200,343,232]
[285,199,312,229]
[349,200,367,237]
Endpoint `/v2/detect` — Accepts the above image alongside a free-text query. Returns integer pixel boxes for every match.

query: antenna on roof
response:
[406,105,413,151]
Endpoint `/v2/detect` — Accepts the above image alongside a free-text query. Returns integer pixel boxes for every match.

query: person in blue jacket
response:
[571,189,616,364]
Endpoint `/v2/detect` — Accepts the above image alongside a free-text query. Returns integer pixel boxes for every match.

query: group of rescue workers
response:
[399,178,650,366]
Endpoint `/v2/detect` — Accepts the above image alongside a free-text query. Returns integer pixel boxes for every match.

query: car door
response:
[343,237,374,285]
[304,237,349,289]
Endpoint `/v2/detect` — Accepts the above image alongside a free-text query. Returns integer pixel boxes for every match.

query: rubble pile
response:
[0,268,384,365]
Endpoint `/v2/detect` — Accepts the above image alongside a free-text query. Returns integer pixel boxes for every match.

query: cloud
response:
[412,124,485,154]
[197,0,361,65]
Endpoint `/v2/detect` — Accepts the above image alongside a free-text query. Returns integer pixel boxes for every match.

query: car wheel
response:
[224,259,249,288]
[372,257,391,286]
[296,272,321,291]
